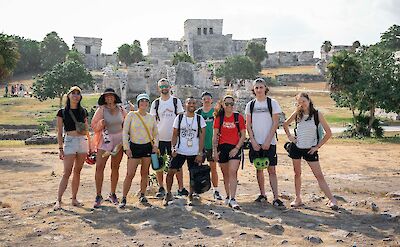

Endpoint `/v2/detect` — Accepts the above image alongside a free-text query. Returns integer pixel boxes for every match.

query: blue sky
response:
[1,0,399,58]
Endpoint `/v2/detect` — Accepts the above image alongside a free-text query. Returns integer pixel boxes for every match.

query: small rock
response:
[371,202,379,212]
[239,232,247,236]
[385,191,400,198]
[336,239,344,243]
[254,234,262,239]
[268,224,285,235]
[280,192,293,200]
[305,236,323,244]
[382,237,393,242]
[306,223,316,228]
[281,240,288,245]
[334,195,347,202]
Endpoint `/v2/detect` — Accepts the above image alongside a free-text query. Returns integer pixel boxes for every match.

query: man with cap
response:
[245,78,285,209]
[195,91,222,200]
[150,78,188,198]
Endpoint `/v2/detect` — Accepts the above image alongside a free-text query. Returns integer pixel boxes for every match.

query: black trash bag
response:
[190,165,211,194]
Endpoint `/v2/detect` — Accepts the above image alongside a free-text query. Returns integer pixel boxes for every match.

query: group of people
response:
[54,77,338,211]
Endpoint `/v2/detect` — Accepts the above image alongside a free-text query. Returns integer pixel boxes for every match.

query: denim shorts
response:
[64,135,89,155]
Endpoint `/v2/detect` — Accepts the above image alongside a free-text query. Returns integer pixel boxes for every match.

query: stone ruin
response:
[262,51,317,67]
[73,37,117,70]
[148,19,267,64]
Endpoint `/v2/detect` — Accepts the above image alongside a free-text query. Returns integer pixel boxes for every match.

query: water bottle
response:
[151,153,160,170]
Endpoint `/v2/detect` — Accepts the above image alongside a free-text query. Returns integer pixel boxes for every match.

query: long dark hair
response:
[65,92,84,112]
[295,92,317,123]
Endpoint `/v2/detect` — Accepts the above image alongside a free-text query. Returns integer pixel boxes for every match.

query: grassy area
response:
[0,140,26,148]
[0,95,99,125]
[261,66,319,78]
[330,132,400,145]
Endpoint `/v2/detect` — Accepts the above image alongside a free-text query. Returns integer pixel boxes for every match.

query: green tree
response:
[351,40,361,51]
[245,42,267,72]
[66,48,84,64]
[40,31,69,70]
[117,40,144,66]
[131,40,144,64]
[32,60,93,107]
[215,55,257,82]
[379,24,400,51]
[172,52,194,65]
[13,36,41,74]
[0,33,20,81]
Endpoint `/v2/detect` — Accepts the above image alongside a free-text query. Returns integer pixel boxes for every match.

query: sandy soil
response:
[0,142,399,247]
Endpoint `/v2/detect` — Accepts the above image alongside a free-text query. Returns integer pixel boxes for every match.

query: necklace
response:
[185,115,195,147]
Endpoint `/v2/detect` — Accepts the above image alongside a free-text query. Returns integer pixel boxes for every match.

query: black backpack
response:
[190,165,211,194]
[154,97,178,121]
[176,114,202,148]
[218,112,241,136]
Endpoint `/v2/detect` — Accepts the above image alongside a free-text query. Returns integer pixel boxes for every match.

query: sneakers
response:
[118,197,127,209]
[272,199,286,209]
[156,187,166,198]
[108,193,119,205]
[93,195,103,208]
[139,193,148,203]
[224,197,230,205]
[163,192,173,206]
[188,194,194,206]
[229,198,241,210]
[255,194,268,203]
[177,188,189,196]
[213,191,222,200]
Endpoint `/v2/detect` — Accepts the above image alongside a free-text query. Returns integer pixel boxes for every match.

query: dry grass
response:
[261,65,319,78]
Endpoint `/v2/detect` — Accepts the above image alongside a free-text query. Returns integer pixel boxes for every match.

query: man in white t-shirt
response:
[163,97,206,206]
[150,78,187,198]
[245,78,285,209]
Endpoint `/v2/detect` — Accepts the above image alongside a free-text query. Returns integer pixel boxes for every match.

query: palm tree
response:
[321,40,332,61]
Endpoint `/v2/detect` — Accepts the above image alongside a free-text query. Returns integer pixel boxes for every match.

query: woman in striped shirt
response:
[283,92,338,210]
[119,93,158,208]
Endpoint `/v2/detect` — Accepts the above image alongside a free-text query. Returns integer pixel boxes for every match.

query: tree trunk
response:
[350,105,359,136]
[367,102,376,136]
[59,96,63,108]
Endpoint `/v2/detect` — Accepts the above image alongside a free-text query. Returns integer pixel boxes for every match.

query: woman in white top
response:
[283,92,338,210]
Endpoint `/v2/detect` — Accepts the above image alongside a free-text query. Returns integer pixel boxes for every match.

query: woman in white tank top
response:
[283,92,338,210]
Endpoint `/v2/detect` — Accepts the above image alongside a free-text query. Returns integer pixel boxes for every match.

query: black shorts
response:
[204,149,215,162]
[249,144,278,166]
[169,153,199,171]
[159,141,172,156]
[217,144,242,163]
[129,142,152,158]
[288,144,319,162]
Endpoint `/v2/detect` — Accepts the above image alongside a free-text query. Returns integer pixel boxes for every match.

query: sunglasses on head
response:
[224,102,234,106]
[159,85,169,89]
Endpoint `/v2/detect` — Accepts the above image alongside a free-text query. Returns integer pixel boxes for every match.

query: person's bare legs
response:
[256,169,266,196]
[176,169,184,190]
[110,149,123,194]
[122,158,140,198]
[140,157,151,194]
[210,161,218,188]
[267,166,279,200]
[291,159,303,206]
[71,153,86,206]
[156,171,164,188]
[219,163,230,198]
[308,161,337,206]
[55,154,75,209]
[95,149,108,196]
[228,160,240,199]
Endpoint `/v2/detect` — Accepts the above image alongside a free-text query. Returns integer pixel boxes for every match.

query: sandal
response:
[72,200,84,207]
[54,201,62,211]
[327,200,339,210]
[272,199,286,209]
[290,200,305,208]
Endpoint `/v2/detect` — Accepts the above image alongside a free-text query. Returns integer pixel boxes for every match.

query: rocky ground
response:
[0,142,399,247]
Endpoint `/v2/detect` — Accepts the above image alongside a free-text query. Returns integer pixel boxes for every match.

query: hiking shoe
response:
[108,193,119,205]
[255,194,268,203]
[93,195,103,208]
[163,192,173,206]
[213,191,222,200]
[188,193,194,206]
[156,187,166,198]
[177,188,189,196]
[229,198,241,210]
[224,197,230,205]
[118,197,127,209]
[272,199,286,209]
[139,194,148,203]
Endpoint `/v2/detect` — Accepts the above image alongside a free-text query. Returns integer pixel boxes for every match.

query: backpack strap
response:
[267,97,279,141]
[154,98,160,121]
[173,97,178,116]
[196,114,202,138]
[249,99,256,122]
[177,114,184,148]
[218,114,224,134]
[313,110,320,142]
[233,112,241,136]
[195,108,202,116]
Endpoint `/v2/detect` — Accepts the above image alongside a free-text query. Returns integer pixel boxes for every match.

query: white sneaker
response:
[224,197,230,205]
[229,198,241,210]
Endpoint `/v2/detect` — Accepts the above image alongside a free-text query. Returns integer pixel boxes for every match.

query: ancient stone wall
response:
[276,74,325,83]
[147,38,182,64]
[262,51,316,67]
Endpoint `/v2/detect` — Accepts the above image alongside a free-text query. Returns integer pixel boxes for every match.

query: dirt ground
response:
[0,142,399,247]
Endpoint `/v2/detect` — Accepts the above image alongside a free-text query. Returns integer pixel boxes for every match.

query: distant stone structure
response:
[73,36,117,70]
[320,45,353,61]
[262,51,317,67]
[148,19,267,64]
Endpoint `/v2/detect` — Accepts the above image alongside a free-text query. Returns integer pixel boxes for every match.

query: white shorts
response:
[64,135,89,155]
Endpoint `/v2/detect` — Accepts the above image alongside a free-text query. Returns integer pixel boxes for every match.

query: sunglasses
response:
[71,92,81,96]
[224,102,234,106]
[159,85,169,89]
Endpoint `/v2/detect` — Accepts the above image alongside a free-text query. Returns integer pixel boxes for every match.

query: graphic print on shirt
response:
[160,108,175,119]
[253,106,269,113]
[222,121,236,129]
